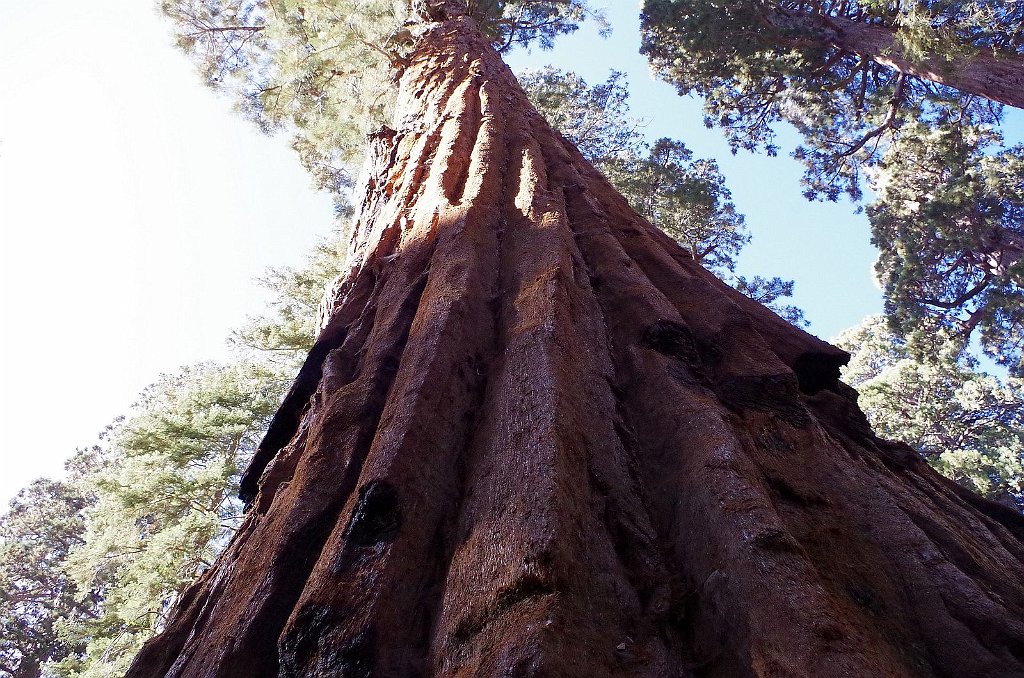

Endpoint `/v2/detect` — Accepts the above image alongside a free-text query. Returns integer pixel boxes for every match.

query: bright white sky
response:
[9,0,988,506]
[0,0,336,502]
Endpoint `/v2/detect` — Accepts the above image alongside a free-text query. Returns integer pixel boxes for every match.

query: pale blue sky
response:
[0,0,335,502]
[0,1,1018,503]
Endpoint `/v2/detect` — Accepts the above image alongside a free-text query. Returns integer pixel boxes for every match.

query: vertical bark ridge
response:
[180,242,433,677]
[130,13,1024,678]
[423,109,685,676]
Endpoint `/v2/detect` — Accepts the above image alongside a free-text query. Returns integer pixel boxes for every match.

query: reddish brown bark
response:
[765,8,1024,109]
[128,11,1024,678]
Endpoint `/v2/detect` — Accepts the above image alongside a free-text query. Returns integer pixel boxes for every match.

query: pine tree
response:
[50,363,285,677]
[0,480,91,678]
[835,316,1024,509]
[640,0,1023,201]
[642,0,1024,121]
[869,123,1023,374]
[129,3,1024,675]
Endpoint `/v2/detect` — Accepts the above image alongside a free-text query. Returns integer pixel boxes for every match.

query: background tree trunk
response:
[766,8,1024,109]
[128,13,1024,678]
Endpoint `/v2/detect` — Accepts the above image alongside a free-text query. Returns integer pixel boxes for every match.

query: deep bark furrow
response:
[130,13,1024,678]
[438,79,482,203]
[432,135,588,675]
[245,256,433,675]
[278,227,496,674]
[241,260,385,503]
[542,123,685,666]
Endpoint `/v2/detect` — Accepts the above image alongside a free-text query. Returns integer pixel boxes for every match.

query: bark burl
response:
[129,7,1024,677]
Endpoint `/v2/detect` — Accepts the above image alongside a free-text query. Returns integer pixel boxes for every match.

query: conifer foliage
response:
[640,0,1024,200]
[870,123,1024,374]
[640,0,1024,371]
[0,480,91,678]
[835,317,1024,509]
[50,363,285,678]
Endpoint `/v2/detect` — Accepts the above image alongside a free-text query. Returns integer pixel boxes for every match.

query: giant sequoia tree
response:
[129,2,1024,676]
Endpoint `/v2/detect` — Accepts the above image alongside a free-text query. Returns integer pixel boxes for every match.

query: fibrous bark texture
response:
[129,15,1024,678]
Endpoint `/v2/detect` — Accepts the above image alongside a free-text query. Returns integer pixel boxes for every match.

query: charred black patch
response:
[793,351,847,395]
[346,481,402,547]
[278,605,344,676]
[280,613,376,678]
[330,630,375,678]
[642,319,723,383]
[846,583,881,615]
[642,320,702,362]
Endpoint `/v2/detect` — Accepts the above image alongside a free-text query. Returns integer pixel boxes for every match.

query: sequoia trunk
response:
[766,8,1024,109]
[128,10,1024,678]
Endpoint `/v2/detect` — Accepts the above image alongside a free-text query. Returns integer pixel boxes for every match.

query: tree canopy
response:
[870,123,1023,373]
[640,0,1024,370]
[0,480,91,678]
[163,0,604,211]
[230,239,349,360]
[48,362,284,677]
[640,0,1023,200]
